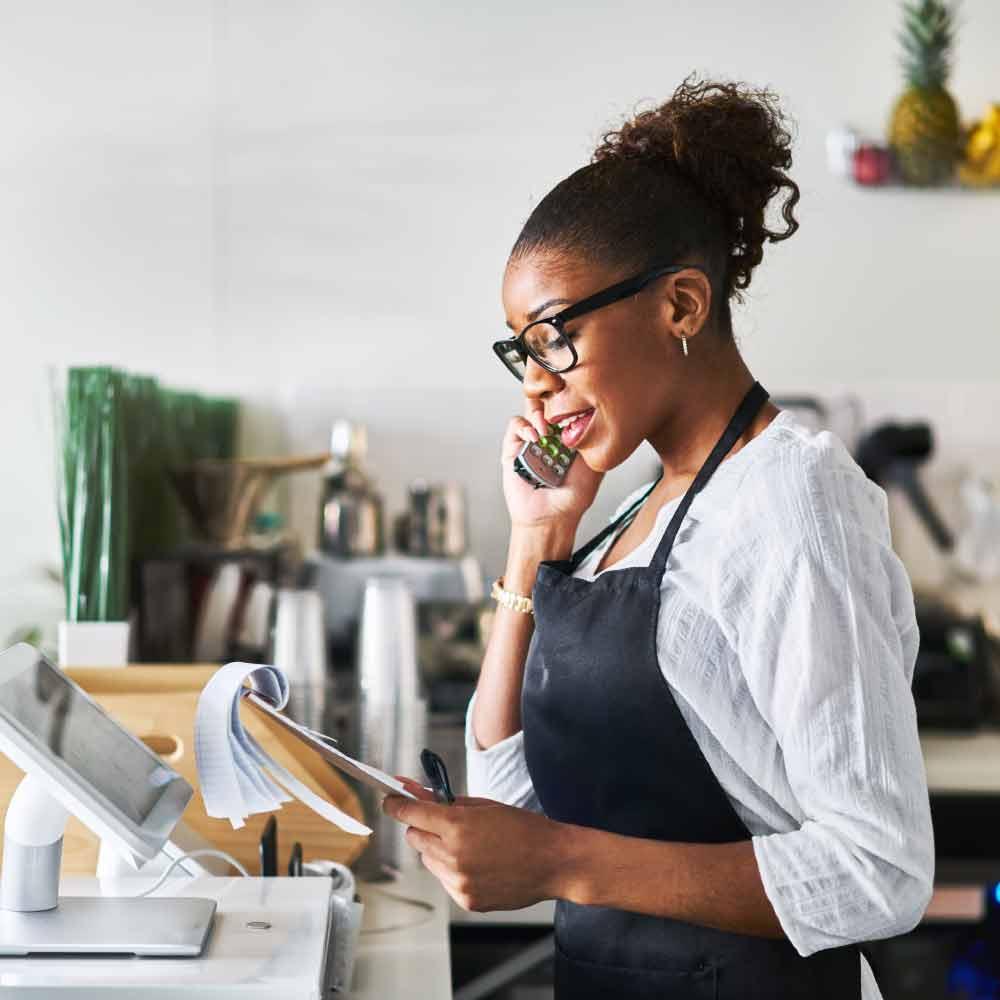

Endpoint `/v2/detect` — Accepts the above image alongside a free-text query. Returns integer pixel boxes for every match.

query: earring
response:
[681,335,689,357]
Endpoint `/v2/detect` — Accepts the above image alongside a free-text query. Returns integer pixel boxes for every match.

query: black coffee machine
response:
[856,421,996,730]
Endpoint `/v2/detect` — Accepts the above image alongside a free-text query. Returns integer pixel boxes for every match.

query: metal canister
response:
[318,420,385,557]
[320,473,384,557]
[426,482,467,557]
[400,480,467,557]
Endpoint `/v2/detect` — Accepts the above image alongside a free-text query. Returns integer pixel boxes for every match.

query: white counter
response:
[0,872,453,999]
[0,876,337,998]
[449,896,555,927]
[349,868,452,999]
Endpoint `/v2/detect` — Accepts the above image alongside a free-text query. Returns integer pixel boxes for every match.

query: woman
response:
[383,76,934,999]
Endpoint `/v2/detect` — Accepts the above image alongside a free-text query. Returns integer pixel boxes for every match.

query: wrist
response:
[541,819,598,905]
[504,525,576,593]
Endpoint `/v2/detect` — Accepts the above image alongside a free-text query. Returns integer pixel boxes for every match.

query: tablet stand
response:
[0,643,221,956]
[0,773,215,956]
[2,773,69,911]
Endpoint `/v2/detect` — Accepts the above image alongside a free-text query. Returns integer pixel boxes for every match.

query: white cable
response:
[360,884,436,935]
[120,849,250,898]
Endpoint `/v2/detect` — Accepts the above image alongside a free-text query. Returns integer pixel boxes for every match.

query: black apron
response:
[521,382,863,999]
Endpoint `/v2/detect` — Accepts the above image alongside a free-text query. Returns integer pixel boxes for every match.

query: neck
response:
[647,346,768,487]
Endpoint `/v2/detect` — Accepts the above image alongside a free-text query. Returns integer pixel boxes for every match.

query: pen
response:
[259,815,277,876]
[420,748,455,805]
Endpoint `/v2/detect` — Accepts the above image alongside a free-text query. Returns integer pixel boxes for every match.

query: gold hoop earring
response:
[681,336,689,357]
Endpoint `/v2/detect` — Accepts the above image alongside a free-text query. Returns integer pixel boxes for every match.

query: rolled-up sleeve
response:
[464,691,542,811]
[739,518,934,956]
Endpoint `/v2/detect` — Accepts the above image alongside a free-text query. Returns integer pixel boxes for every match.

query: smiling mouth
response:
[556,409,595,448]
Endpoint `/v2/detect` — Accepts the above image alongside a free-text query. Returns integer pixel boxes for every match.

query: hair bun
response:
[594,74,800,297]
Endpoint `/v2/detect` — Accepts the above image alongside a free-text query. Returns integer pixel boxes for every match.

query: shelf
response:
[838,178,999,194]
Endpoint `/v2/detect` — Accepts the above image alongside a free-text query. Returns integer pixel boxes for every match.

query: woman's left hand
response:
[382,777,566,912]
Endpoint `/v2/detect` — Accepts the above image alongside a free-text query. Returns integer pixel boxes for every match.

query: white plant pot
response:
[57,620,131,668]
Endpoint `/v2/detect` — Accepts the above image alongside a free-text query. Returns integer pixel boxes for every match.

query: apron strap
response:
[647,381,770,579]
[569,474,663,571]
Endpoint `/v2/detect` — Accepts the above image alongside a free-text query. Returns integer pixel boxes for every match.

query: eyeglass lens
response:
[496,343,528,380]
[524,321,573,372]
[496,321,575,381]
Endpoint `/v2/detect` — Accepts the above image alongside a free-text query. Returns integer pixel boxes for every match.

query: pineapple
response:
[887,0,962,186]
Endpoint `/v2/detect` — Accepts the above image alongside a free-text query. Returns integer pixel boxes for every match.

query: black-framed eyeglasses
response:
[492,264,703,382]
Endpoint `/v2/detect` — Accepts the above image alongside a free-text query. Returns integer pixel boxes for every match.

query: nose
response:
[522,356,563,401]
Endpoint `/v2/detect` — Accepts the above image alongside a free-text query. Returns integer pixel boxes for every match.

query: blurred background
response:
[2,2,1000,996]
[3,0,999,641]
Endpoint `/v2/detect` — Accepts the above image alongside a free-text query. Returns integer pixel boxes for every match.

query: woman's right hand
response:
[500,400,603,530]
[478,401,599,748]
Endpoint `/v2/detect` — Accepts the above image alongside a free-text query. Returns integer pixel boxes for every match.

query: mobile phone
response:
[513,425,578,489]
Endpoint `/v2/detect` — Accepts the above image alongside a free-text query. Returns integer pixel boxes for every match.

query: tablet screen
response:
[0,653,182,826]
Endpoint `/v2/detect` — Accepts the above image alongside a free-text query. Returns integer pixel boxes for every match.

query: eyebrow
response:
[505,297,573,331]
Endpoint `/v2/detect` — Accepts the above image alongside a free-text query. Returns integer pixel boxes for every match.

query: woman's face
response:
[501,252,692,473]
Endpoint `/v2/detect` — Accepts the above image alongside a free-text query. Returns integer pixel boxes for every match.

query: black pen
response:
[259,815,277,876]
[420,748,455,805]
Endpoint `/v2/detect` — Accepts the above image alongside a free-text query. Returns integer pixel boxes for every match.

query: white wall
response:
[0,3,220,637]
[3,0,999,643]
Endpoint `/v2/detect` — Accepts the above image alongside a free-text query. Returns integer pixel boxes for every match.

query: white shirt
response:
[466,409,935,999]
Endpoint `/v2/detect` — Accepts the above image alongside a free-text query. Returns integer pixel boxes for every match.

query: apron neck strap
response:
[567,381,769,575]
[646,381,770,579]
[568,473,663,571]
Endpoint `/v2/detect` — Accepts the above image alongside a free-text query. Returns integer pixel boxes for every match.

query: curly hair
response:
[510,74,801,336]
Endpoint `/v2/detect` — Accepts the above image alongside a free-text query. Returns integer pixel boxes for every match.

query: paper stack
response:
[194,661,374,835]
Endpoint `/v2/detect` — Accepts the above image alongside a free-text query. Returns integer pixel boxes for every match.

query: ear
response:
[657,268,713,345]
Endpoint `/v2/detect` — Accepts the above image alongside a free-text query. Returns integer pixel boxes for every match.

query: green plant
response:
[57,367,129,621]
[55,367,239,622]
